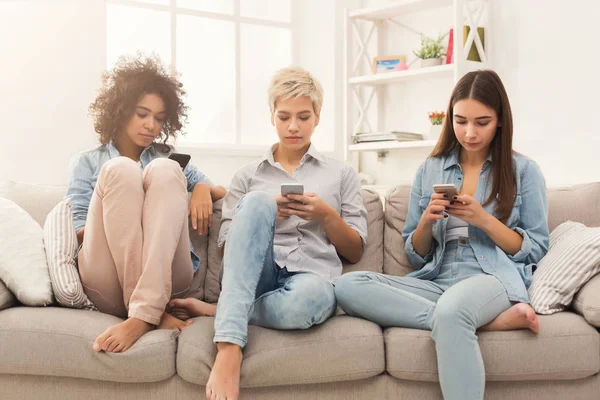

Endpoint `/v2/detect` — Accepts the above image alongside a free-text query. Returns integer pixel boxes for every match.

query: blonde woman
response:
[170,67,368,400]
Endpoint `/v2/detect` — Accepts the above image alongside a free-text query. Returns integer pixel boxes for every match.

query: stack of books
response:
[352,131,424,144]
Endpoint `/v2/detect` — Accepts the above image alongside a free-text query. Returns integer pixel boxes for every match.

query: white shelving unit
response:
[343,0,492,184]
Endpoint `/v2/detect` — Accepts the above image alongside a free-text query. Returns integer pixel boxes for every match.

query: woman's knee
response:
[283,275,336,328]
[144,158,186,189]
[237,191,277,219]
[432,297,475,331]
[98,157,142,189]
[334,271,370,307]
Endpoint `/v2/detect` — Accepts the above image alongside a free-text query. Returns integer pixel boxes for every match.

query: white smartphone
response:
[433,183,458,198]
[281,183,304,197]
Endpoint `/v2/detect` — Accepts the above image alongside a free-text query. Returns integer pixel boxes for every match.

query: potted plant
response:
[427,111,445,140]
[413,34,446,68]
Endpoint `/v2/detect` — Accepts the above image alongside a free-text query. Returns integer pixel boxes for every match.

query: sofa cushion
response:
[0,307,177,382]
[0,181,65,227]
[43,198,96,310]
[341,189,384,275]
[177,315,385,388]
[0,279,16,310]
[204,190,384,304]
[547,182,600,231]
[383,185,414,277]
[529,221,600,314]
[0,198,54,306]
[573,274,600,327]
[385,311,599,382]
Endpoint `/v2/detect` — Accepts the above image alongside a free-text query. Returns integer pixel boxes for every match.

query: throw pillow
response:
[43,199,97,310]
[529,221,600,314]
[0,279,17,310]
[0,198,53,305]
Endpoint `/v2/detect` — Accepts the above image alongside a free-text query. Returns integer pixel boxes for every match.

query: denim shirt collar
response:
[442,147,493,171]
[263,142,326,168]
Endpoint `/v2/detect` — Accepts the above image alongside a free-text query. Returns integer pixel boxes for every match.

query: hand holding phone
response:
[281,183,304,197]
[168,152,191,170]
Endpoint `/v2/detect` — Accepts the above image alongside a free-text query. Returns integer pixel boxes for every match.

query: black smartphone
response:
[168,152,191,170]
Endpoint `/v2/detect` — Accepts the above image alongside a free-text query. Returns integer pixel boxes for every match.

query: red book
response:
[446,28,454,64]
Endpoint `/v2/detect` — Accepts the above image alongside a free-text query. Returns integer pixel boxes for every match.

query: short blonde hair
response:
[268,67,324,115]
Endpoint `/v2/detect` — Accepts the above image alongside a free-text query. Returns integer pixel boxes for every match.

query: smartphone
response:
[433,183,458,198]
[281,183,304,197]
[168,152,191,170]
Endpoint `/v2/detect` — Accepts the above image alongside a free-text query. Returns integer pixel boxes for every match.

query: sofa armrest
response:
[572,274,600,327]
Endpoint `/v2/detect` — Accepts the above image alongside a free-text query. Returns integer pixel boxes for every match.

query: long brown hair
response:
[430,70,515,223]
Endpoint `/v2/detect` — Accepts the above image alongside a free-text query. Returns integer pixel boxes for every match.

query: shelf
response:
[349,64,453,86]
[349,0,453,20]
[349,140,437,151]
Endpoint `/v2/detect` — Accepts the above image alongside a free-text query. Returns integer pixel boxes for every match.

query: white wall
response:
[0,0,106,185]
[358,0,600,188]
[0,0,342,187]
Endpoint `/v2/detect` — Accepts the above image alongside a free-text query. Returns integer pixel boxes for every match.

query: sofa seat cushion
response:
[177,315,385,388]
[385,311,599,382]
[0,307,177,382]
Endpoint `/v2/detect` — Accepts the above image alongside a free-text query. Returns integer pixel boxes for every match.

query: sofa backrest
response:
[0,182,384,303]
[383,182,600,277]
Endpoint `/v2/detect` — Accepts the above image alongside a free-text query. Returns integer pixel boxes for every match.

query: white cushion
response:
[0,279,16,310]
[529,221,600,314]
[0,198,53,306]
[43,199,96,310]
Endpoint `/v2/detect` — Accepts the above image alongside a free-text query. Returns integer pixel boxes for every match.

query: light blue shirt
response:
[402,149,550,303]
[218,144,368,281]
[65,141,212,273]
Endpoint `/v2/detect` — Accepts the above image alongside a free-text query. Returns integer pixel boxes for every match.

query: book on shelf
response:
[445,28,454,64]
[352,131,424,144]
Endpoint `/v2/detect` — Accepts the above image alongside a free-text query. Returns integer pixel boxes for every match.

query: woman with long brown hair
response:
[335,70,549,399]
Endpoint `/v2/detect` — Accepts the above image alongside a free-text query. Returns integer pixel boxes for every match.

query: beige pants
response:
[78,157,193,325]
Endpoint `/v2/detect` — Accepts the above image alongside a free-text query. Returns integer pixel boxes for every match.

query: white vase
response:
[428,124,443,140]
[421,58,443,68]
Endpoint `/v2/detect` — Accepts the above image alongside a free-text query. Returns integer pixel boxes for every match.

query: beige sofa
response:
[1,180,599,400]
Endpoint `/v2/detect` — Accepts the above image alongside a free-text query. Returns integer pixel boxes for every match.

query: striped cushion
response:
[529,221,600,314]
[43,199,96,310]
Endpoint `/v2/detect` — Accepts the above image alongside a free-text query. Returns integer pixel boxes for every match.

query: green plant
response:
[413,34,446,60]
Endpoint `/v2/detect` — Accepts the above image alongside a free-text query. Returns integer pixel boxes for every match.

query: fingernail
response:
[444,214,449,218]
[443,194,448,198]
[452,196,458,200]
[450,201,455,205]
[445,206,449,210]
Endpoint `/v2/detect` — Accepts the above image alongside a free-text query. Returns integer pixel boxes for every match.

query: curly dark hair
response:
[89,53,188,145]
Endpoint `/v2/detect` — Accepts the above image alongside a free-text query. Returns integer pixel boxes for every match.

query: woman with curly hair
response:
[65,54,226,353]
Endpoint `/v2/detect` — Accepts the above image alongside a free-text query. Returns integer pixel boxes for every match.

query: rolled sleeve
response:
[405,230,433,268]
[507,160,550,264]
[217,169,248,248]
[64,154,94,232]
[184,162,213,192]
[340,165,368,249]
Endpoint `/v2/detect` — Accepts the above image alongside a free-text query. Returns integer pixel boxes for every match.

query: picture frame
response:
[372,55,407,74]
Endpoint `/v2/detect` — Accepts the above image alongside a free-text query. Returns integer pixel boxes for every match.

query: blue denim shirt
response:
[65,141,212,273]
[401,150,550,303]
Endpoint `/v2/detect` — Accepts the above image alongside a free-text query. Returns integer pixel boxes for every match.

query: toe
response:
[94,329,112,352]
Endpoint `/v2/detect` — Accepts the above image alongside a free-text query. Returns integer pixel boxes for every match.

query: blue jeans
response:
[335,238,512,400]
[214,191,337,348]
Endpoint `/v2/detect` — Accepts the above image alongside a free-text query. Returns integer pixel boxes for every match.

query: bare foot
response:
[158,312,193,331]
[93,317,154,353]
[206,342,242,400]
[480,303,539,333]
[169,298,217,320]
